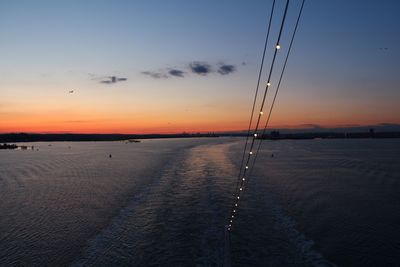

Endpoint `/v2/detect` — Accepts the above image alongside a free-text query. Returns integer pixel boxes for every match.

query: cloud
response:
[169,69,185,77]
[189,62,211,75]
[142,61,238,79]
[218,64,236,75]
[100,76,128,84]
[141,71,168,79]
[142,69,185,79]
[89,74,128,84]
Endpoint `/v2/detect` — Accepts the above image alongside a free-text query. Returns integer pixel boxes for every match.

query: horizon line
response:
[1,122,400,135]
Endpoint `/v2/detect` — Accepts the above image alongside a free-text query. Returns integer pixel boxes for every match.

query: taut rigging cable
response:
[249,0,306,188]
[226,0,306,231]
[232,0,276,214]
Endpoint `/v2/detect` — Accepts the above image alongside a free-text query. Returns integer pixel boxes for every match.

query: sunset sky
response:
[1,0,399,134]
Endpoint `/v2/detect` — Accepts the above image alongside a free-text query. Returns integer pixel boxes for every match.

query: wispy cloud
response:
[141,71,168,79]
[100,76,128,84]
[169,69,185,77]
[218,64,236,75]
[88,74,128,84]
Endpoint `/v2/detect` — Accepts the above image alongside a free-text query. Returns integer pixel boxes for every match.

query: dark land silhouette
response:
[1,129,400,144]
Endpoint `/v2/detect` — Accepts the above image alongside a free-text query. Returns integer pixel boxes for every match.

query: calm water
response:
[0,138,399,266]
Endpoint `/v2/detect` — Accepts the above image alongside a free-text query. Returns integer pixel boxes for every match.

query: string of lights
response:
[226,0,305,232]
[232,0,276,216]
[248,0,306,190]
[227,0,290,231]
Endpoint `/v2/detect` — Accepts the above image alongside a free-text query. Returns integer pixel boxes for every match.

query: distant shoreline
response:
[260,130,400,140]
[0,133,219,143]
[1,131,400,143]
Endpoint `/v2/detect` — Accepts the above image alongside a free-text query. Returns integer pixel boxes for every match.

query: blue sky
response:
[1,0,399,133]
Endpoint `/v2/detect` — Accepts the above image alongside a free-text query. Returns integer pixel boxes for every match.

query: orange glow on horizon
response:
[2,113,398,134]
[2,85,399,134]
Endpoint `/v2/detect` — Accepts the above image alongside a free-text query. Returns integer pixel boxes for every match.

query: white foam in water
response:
[72,140,237,266]
[72,170,164,266]
[270,203,337,267]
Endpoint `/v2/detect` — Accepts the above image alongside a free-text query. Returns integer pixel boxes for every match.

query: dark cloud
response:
[189,62,211,75]
[141,71,168,79]
[142,61,239,79]
[169,69,185,77]
[100,76,128,84]
[218,64,236,75]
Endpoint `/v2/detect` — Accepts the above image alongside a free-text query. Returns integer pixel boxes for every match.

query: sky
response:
[1,0,399,134]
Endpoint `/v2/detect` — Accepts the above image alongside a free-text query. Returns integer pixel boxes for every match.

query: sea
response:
[0,137,399,266]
